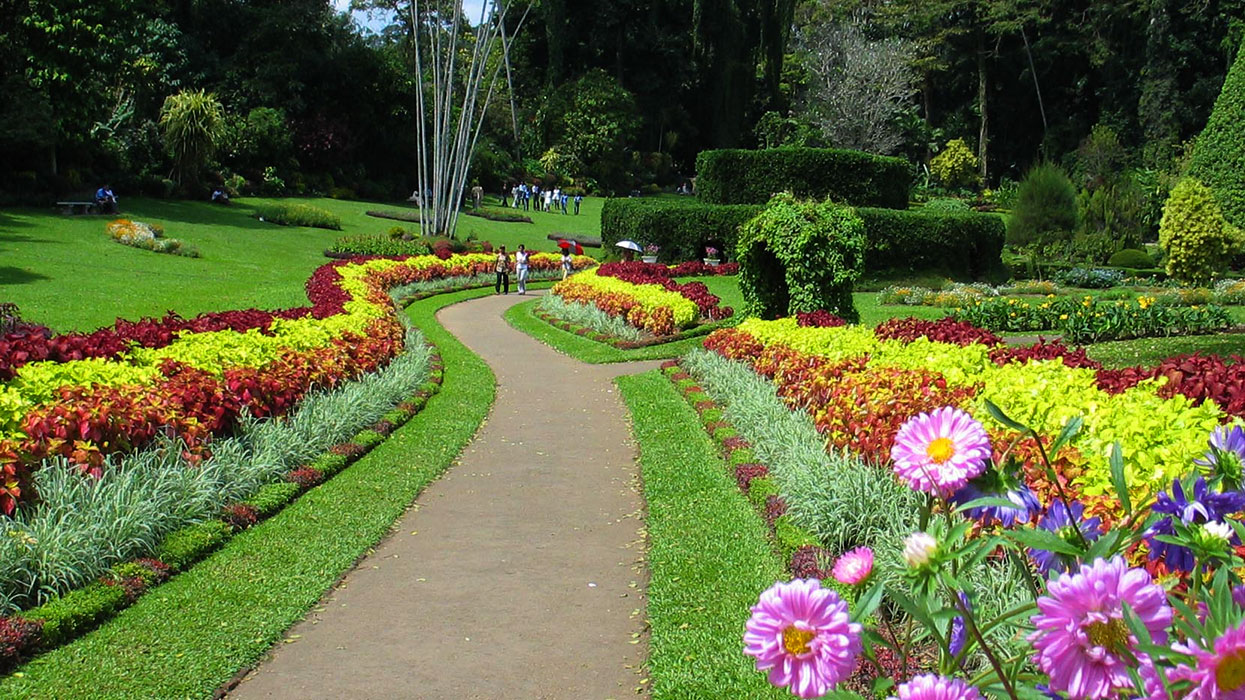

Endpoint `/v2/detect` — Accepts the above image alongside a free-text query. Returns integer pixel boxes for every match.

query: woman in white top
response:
[515,244,530,294]
[560,250,573,280]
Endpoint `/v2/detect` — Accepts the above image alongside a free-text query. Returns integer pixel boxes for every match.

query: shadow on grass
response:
[0,266,52,285]
[124,198,273,231]
[0,210,36,230]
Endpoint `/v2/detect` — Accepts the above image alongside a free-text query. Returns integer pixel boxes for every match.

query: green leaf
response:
[954,497,1020,514]
[1049,415,1083,456]
[1108,442,1132,514]
[1008,528,1083,557]
[852,582,884,623]
[983,399,1029,432]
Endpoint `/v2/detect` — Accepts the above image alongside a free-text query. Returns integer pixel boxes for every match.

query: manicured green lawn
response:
[0,288,495,699]
[617,371,786,699]
[1087,332,1245,368]
[0,195,609,332]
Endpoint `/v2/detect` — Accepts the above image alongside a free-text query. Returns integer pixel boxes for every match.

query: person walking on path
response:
[470,184,484,209]
[573,193,583,215]
[515,244,530,294]
[495,246,511,294]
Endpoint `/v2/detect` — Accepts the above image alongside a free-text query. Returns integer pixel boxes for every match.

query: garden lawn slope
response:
[0,288,494,698]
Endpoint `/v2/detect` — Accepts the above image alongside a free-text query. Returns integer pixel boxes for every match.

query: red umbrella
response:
[557,239,584,255]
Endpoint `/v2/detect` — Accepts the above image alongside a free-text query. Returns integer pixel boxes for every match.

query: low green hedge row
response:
[602,198,1005,279]
[3,354,444,671]
[695,148,911,208]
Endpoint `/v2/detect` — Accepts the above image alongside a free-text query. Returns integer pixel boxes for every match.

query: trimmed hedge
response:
[602,198,1005,278]
[695,148,911,208]
[1189,44,1245,228]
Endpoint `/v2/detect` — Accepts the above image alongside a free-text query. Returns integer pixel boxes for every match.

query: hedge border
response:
[695,148,912,208]
[0,347,445,673]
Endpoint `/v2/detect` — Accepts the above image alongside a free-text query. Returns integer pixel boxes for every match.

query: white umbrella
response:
[615,240,642,252]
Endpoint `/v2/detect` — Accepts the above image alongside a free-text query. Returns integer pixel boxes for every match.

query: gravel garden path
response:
[232,291,657,699]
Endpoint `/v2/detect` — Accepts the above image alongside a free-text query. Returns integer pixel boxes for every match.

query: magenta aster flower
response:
[891,407,991,497]
[832,547,874,586]
[1145,621,1245,699]
[894,674,981,700]
[1029,556,1172,699]
[743,578,863,698]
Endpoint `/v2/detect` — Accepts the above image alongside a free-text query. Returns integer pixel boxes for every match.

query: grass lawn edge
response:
[0,287,497,699]
[617,370,787,698]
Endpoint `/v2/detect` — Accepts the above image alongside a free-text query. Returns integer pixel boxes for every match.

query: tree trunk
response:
[977,42,988,183]
[49,142,58,177]
[923,77,933,163]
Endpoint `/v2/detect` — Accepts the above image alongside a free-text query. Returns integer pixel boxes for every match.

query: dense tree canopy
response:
[0,0,1241,201]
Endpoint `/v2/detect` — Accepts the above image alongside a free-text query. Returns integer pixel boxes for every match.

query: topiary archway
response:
[736,193,866,322]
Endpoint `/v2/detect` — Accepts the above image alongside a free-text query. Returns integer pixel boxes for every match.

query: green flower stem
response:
[947,582,1018,700]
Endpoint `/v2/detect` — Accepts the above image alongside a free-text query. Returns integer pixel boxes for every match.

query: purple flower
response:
[1234,584,1245,610]
[894,674,981,700]
[1145,476,1245,573]
[1142,621,1245,698]
[1195,424,1245,480]
[1029,500,1102,575]
[1029,557,1172,699]
[952,467,1041,527]
[948,592,971,659]
[831,547,874,586]
[743,578,862,698]
[891,407,992,498]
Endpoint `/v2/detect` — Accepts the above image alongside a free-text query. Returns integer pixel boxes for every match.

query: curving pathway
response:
[232,292,658,699]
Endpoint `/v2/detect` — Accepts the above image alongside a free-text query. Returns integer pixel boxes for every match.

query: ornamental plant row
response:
[704,317,1237,518]
[551,267,731,337]
[0,253,594,515]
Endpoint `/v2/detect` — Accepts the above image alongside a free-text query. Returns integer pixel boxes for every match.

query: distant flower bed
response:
[950,295,1232,343]
[254,202,341,230]
[107,219,199,258]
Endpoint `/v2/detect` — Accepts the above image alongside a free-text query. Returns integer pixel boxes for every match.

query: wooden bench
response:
[56,201,99,215]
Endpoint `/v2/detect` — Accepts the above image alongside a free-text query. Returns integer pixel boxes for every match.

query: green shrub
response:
[1077,179,1146,252]
[1006,163,1078,245]
[603,198,1003,278]
[244,482,301,519]
[712,426,738,443]
[1107,248,1156,269]
[1189,45,1245,228]
[929,139,979,189]
[153,520,232,571]
[747,476,781,509]
[728,448,757,467]
[695,148,911,208]
[351,430,385,449]
[25,582,129,647]
[1159,178,1244,285]
[699,407,724,426]
[254,202,342,230]
[737,194,865,322]
[311,452,349,476]
[773,515,821,560]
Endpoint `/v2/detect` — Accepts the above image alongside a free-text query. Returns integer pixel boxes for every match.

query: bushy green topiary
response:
[696,148,911,208]
[921,197,973,214]
[737,194,865,322]
[25,583,129,647]
[1006,163,1079,246]
[929,139,980,189]
[1107,248,1156,269]
[1189,46,1245,228]
[1159,178,1243,285]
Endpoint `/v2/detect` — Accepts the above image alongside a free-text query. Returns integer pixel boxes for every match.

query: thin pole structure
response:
[409,0,524,238]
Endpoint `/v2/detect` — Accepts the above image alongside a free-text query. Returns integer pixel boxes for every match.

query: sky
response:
[332,1,490,33]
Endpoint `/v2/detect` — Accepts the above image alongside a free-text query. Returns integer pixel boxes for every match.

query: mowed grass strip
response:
[618,371,786,699]
[0,288,496,699]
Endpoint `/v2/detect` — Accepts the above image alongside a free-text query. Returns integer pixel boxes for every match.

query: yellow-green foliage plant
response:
[1159,177,1243,285]
[929,138,980,189]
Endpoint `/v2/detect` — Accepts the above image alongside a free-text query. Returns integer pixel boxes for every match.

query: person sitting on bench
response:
[211,187,231,205]
[95,184,118,214]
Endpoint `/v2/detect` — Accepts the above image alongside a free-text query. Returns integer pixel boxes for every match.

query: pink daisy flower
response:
[743,578,862,698]
[1144,620,1245,699]
[890,407,991,497]
[894,674,981,700]
[1029,556,1172,699]
[832,547,874,586]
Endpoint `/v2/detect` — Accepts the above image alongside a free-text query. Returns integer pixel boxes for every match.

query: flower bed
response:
[950,294,1232,343]
[704,317,1234,510]
[0,252,592,515]
[548,263,733,338]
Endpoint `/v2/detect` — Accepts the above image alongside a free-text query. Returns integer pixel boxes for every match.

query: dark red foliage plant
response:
[0,617,43,670]
[788,545,835,579]
[734,463,769,491]
[990,339,1102,369]
[874,317,1002,347]
[795,310,847,328]
[222,503,259,530]
[286,467,325,489]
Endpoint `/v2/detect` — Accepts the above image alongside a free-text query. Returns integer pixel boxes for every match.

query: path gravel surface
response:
[231,292,656,699]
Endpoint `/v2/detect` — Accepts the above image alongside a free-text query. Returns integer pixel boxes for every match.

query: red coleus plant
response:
[874,317,1003,347]
[990,339,1102,369]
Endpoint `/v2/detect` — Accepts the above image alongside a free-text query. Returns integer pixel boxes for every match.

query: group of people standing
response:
[503,183,583,215]
[493,245,575,295]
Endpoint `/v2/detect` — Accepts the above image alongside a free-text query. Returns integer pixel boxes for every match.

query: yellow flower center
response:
[926,437,956,464]
[1217,648,1245,691]
[782,626,815,656]
[1085,618,1129,651]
